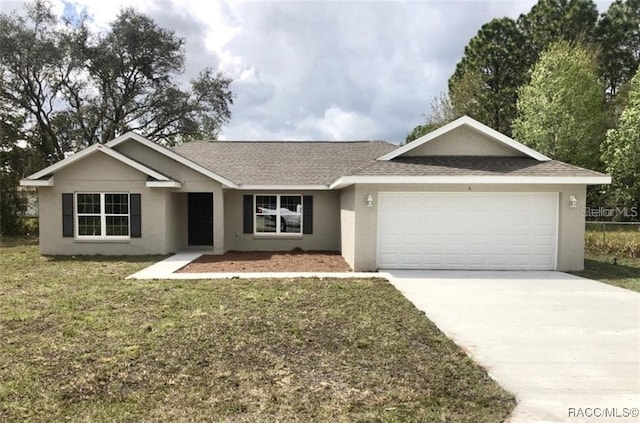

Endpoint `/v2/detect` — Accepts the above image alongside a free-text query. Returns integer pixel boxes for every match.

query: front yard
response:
[0,239,515,422]
[579,225,640,292]
[574,254,640,293]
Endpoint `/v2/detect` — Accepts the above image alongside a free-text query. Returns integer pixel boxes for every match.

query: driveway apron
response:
[386,270,640,423]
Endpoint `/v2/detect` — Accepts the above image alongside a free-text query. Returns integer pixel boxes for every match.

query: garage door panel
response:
[377,192,557,270]
[534,234,555,246]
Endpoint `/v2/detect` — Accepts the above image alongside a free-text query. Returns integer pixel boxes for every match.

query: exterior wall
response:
[38,145,226,255]
[404,126,524,157]
[115,140,225,252]
[223,190,341,252]
[348,183,587,272]
[339,186,356,268]
[38,153,169,255]
[165,192,188,253]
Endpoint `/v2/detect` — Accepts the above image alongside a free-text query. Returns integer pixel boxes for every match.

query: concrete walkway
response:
[127,251,382,280]
[386,270,640,423]
[127,251,205,279]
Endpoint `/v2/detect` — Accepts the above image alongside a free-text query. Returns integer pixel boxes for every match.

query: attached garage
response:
[377,192,558,270]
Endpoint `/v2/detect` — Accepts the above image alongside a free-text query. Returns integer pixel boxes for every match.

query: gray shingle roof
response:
[171,141,397,185]
[171,141,607,185]
[352,156,608,178]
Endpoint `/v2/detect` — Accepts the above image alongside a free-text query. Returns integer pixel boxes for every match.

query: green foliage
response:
[597,0,640,99]
[449,18,531,136]
[0,118,41,236]
[601,67,640,208]
[0,169,25,236]
[517,0,599,59]
[512,41,606,170]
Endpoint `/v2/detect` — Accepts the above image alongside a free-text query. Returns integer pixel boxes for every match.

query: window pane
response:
[106,216,129,236]
[255,195,277,214]
[78,216,101,236]
[280,196,301,233]
[256,215,277,233]
[280,196,302,213]
[77,194,100,214]
[105,194,129,215]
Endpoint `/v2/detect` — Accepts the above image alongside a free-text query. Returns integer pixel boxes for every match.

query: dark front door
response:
[188,193,213,246]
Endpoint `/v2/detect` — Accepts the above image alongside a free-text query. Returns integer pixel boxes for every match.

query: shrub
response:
[585,226,640,258]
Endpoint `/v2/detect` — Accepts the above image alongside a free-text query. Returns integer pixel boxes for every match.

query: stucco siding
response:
[165,192,188,253]
[224,190,341,252]
[349,183,587,272]
[38,153,170,255]
[114,140,225,252]
[404,126,524,157]
[339,186,356,268]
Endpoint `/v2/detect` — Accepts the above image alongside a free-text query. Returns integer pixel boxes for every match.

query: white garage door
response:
[377,192,558,270]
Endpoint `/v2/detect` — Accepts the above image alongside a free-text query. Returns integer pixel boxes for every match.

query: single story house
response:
[21,116,610,271]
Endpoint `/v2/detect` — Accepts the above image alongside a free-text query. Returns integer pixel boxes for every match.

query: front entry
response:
[188,193,214,246]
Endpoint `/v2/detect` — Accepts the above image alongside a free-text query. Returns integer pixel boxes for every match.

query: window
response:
[76,193,130,238]
[255,195,302,234]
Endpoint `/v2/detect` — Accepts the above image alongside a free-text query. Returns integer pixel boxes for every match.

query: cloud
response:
[2,0,615,143]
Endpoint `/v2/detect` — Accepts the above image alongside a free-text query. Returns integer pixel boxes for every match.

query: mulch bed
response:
[179,250,352,273]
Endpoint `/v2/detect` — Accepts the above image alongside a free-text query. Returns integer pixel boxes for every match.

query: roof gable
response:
[106,132,237,188]
[22,144,171,182]
[379,116,550,161]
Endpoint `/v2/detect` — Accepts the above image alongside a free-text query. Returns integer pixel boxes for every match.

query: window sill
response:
[74,237,131,243]
[253,233,303,240]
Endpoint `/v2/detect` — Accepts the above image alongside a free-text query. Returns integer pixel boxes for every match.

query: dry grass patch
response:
[585,226,640,258]
[1,240,515,422]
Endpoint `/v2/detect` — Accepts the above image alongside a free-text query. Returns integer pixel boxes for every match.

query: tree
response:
[0,130,37,236]
[448,18,531,136]
[0,1,234,167]
[601,67,640,210]
[0,1,233,236]
[596,0,640,100]
[405,93,455,143]
[517,0,599,60]
[512,41,606,170]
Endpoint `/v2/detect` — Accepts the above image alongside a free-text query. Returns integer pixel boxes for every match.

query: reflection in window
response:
[254,195,302,234]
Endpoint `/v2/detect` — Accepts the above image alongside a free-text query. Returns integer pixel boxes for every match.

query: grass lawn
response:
[574,254,640,293]
[0,239,515,422]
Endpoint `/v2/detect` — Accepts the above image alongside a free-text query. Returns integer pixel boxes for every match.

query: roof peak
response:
[185,140,393,144]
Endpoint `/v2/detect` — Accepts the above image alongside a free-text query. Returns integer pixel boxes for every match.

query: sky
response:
[1,0,615,144]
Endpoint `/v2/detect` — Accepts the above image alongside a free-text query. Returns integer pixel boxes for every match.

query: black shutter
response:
[62,193,73,237]
[303,195,313,234]
[243,195,253,234]
[130,194,141,238]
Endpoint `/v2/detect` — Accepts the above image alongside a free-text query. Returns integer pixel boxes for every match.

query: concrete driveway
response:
[386,270,640,423]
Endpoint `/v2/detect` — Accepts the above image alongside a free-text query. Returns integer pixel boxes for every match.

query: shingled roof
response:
[171,141,396,185]
[352,156,608,178]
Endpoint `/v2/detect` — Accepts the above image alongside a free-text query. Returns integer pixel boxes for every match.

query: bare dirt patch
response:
[179,250,352,273]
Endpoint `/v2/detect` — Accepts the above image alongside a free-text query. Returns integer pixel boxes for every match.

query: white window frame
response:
[254,194,303,236]
[75,192,130,240]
